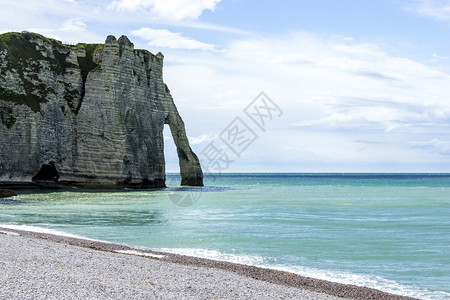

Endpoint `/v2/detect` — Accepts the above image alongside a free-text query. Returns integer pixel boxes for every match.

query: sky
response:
[1,0,450,173]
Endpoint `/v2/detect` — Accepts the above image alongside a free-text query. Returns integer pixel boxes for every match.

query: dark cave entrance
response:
[32,162,60,183]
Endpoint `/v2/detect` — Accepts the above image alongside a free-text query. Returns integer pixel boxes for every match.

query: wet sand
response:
[0,227,417,300]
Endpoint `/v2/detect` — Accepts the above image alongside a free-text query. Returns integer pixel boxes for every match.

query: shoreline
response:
[0,226,417,300]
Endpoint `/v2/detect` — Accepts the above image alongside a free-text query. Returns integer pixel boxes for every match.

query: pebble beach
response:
[0,227,417,300]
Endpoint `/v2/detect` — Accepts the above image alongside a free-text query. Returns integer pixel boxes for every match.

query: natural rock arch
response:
[165,109,203,186]
[0,32,203,187]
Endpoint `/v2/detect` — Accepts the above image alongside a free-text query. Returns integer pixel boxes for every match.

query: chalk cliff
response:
[0,32,203,187]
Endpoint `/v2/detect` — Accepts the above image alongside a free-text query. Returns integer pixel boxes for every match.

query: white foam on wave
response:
[268,264,448,300]
[0,224,104,242]
[1,224,446,300]
[155,247,448,300]
[115,250,165,259]
[156,248,269,265]
[0,230,20,236]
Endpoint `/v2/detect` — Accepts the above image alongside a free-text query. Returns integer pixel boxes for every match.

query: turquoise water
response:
[1,174,449,299]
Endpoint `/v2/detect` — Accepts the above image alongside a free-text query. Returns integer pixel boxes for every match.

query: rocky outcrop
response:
[0,189,17,198]
[0,32,203,187]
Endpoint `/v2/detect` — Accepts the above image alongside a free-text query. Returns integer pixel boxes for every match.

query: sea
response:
[1,173,449,300]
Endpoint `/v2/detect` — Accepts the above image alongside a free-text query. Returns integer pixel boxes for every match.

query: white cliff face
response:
[0,32,203,187]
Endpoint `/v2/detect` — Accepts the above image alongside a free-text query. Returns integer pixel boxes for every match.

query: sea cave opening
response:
[32,162,60,183]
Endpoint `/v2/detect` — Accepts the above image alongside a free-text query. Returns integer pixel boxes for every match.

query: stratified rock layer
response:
[0,32,203,187]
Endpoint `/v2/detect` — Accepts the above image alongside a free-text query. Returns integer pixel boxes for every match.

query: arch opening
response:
[163,125,180,186]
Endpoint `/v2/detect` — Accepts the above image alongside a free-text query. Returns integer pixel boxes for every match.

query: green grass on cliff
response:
[0,106,16,128]
[71,43,103,114]
[74,43,102,83]
[0,32,103,115]
[0,32,70,113]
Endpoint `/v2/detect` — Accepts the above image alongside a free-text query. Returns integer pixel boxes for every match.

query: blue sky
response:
[2,0,450,172]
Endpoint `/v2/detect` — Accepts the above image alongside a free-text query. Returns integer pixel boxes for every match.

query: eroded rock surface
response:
[0,32,203,187]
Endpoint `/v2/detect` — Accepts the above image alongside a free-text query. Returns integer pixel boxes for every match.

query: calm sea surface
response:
[1,173,449,299]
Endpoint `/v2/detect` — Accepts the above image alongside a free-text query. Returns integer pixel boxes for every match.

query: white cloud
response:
[61,18,87,32]
[162,32,450,171]
[224,33,450,130]
[1,0,449,171]
[0,1,106,44]
[408,0,450,20]
[0,0,242,48]
[170,21,250,35]
[410,139,450,155]
[188,134,213,145]
[109,0,221,20]
[131,28,214,50]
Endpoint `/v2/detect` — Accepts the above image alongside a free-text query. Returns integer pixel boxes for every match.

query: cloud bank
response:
[131,28,214,50]
[408,0,450,20]
[1,0,450,171]
[108,0,222,20]
[163,32,450,171]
